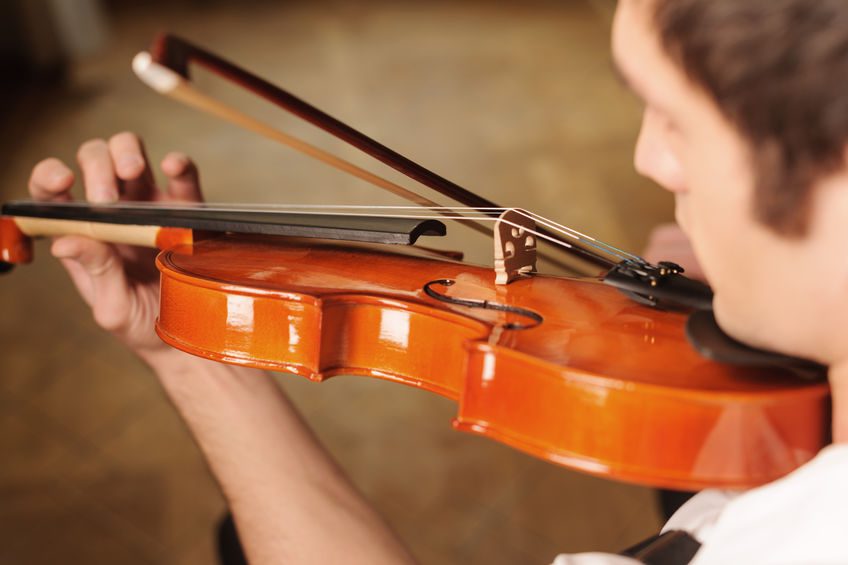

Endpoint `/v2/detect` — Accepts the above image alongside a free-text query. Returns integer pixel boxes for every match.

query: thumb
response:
[51,235,134,332]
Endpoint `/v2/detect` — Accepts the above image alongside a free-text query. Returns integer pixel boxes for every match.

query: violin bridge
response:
[493,209,537,285]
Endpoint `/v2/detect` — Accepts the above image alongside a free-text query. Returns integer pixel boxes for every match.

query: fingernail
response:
[51,168,72,185]
[165,154,188,173]
[52,168,71,180]
[119,155,144,175]
[96,186,119,203]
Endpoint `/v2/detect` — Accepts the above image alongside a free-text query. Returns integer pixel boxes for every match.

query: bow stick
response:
[132,33,617,274]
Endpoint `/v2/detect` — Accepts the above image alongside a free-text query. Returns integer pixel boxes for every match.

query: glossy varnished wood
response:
[155,234,829,490]
[0,217,33,264]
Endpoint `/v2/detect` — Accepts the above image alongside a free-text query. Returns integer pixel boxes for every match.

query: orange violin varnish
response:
[155,234,830,491]
[1,33,828,493]
[0,216,33,264]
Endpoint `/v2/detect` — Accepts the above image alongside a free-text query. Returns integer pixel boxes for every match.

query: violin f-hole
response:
[422,279,543,330]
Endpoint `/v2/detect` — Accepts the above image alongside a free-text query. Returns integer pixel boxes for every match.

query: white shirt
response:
[552,444,848,565]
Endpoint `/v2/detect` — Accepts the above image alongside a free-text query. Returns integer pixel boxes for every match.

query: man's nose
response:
[634,111,686,193]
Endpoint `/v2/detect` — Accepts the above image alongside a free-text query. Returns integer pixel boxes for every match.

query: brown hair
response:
[652,0,848,236]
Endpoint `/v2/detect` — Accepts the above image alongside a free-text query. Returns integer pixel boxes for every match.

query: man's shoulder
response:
[689,443,848,564]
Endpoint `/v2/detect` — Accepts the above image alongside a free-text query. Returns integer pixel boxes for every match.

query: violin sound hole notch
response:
[422,279,542,330]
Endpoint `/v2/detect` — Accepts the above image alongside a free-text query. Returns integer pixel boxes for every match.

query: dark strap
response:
[620,530,702,565]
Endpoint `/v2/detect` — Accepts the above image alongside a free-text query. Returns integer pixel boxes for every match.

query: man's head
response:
[612,0,848,364]
[652,0,848,237]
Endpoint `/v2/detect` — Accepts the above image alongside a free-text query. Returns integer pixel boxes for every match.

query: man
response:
[25,0,848,562]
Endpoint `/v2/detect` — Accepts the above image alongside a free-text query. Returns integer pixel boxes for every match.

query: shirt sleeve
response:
[548,487,738,565]
[550,553,642,565]
[552,444,848,565]
[689,444,848,564]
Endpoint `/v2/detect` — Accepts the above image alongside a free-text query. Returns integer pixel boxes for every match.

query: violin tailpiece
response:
[494,209,536,285]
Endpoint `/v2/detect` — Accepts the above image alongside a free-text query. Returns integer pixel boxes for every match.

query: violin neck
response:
[0,201,448,266]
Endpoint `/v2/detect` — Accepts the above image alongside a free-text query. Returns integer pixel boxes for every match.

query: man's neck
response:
[828,362,848,443]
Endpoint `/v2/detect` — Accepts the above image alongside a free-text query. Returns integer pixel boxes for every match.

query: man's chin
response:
[712,296,759,349]
[713,295,801,359]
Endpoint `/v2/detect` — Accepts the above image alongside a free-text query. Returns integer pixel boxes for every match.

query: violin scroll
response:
[0,216,33,273]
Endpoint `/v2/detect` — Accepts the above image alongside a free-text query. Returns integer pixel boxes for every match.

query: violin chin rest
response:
[0,261,14,275]
[685,309,827,381]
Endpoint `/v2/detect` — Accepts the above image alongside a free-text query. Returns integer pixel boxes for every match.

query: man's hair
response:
[652,0,848,236]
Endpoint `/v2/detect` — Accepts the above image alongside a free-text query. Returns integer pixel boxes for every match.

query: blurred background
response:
[0,0,674,563]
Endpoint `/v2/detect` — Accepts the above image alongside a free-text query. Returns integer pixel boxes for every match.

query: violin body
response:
[155,233,829,490]
[0,34,829,492]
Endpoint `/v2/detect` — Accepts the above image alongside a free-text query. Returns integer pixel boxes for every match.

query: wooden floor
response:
[0,1,673,563]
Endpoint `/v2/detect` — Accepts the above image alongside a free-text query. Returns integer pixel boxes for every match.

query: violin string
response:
[232,205,638,261]
[518,211,642,263]
[217,204,637,261]
[42,201,622,262]
[45,201,501,215]
[197,204,637,261]
[193,204,632,260]
[72,202,610,257]
[25,200,636,262]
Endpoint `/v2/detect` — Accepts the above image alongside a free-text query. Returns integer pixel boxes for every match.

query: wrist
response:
[139,346,279,405]
[137,343,195,376]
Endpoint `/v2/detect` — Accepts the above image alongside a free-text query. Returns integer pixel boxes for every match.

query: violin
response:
[0,34,830,491]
